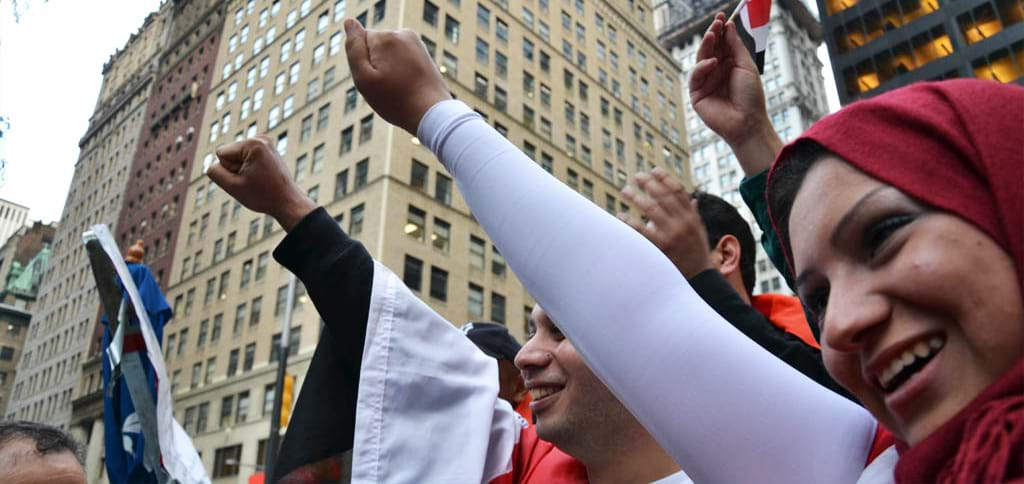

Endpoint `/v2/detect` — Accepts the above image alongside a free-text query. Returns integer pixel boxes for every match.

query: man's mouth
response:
[876,336,945,394]
[529,386,563,402]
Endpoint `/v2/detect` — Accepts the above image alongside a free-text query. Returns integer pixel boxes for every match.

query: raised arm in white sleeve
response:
[418,100,878,483]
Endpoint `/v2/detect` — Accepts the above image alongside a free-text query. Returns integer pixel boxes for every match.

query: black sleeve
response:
[688,269,856,402]
[270,207,374,481]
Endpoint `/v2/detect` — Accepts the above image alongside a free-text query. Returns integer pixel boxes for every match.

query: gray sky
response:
[0,0,840,225]
[0,0,162,223]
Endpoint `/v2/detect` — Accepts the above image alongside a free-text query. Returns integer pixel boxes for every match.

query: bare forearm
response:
[730,120,784,177]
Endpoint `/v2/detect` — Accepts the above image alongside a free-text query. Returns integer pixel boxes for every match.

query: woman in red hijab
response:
[692,13,1022,483]
[765,78,1023,483]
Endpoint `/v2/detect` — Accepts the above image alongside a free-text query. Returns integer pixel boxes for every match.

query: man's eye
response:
[865,214,915,258]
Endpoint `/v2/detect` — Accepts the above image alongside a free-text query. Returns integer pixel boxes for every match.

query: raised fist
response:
[205,136,316,231]
[344,19,452,134]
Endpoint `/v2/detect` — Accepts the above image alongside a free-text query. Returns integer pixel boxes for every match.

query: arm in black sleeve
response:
[270,207,374,481]
[688,269,855,402]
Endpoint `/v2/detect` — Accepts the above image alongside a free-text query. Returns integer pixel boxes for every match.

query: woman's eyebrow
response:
[829,185,892,248]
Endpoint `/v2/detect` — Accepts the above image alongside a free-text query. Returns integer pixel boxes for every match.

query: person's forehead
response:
[0,442,84,484]
[789,158,877,265]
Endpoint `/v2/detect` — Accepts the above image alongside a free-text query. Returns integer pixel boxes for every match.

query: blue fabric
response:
[102,263,172,484]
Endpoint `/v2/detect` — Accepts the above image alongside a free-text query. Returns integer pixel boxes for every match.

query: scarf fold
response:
[767,79,1024,482]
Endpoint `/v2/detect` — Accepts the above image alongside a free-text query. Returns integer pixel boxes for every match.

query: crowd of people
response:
[199,12,1023,484]
[8,10,1018,484]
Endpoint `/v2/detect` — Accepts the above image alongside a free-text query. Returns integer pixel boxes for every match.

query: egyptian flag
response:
[734,0,772,73]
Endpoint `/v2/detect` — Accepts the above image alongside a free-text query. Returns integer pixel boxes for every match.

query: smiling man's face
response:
[515,305,631,449]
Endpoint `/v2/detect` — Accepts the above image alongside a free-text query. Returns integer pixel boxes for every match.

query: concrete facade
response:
[654,0,829,295]
[161,0,688,480]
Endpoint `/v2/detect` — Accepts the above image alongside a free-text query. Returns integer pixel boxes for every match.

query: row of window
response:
[167,322,301,396]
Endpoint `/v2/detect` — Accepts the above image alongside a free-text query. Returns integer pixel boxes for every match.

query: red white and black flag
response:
[732,0,772,73]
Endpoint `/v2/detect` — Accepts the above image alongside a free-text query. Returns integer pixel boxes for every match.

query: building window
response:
[243,343,255,372]
[468,283,484,318]
[491,292,506,324]
[359,115,374,143]
[442,51,458,76]
[432,217,450,252]
[406,205,426,241]
[476,37,489,64]
[236,390,250,423]
[469,235,486,269]
[444,15,460,43]
[355,158,369,189]
[340,126,354,154]
[423,0,438,26]
[492,246,506,278]
[494,86,507,112]
[434,174,452,205]
[335,169,349,199]
[227,349,239,377]
[213,445,242,478]
[403,255,424,291]
[205,357,217,384]
[345,87,358,112]
[411,159,429,190]
[474,72,489,97]
[429,266,448,301]
[350,204,365,235]
[263,384,276,416]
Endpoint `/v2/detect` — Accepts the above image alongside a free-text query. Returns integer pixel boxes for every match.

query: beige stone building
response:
[4,8,169,428]
[159,0,689,480]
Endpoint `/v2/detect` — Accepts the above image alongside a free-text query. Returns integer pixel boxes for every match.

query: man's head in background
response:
[462,322,528,408]
[0,420,86,484]
[693,192,757,301]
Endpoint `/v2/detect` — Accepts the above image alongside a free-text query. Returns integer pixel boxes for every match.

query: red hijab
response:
[767,80,1024,483]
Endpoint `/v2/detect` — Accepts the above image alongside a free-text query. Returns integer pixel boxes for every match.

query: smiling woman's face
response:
[788,156,1024,445]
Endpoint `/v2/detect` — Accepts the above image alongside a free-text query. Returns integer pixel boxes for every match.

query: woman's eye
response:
[865,214,915,258]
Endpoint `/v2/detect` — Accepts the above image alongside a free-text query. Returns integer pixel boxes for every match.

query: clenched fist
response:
[205,136,317,231]
[344,19,452,134]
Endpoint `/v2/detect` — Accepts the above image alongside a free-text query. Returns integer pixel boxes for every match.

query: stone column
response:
[85,418,105,484]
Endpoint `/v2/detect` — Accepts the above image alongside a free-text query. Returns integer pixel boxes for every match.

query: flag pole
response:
[265,272,297,481]
[726,0,747,23]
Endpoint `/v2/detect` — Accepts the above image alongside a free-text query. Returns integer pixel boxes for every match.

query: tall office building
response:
[0,221,55,414]
[4,7,169,427]
[818,0,1023,104]
[162,0,688,479]
[59,2,229,481]
[655,0,829,295]
[0,199,30,249]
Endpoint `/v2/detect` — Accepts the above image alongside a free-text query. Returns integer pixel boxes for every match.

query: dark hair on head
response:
[692,191,757,297]
[766,139,832,274]
[0,420,83,465]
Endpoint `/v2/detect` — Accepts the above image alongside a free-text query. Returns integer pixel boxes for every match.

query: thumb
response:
[724,21,758,72]
[344,18,373,84]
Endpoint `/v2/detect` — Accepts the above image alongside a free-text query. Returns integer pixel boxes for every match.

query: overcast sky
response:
[0,0,162,223]
[0,0,840,225]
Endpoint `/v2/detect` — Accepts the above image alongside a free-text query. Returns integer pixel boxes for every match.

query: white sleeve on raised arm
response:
[418,100,878,483]
[352,261,518,483]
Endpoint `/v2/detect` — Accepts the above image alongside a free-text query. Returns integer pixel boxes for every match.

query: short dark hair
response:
[765,140,831,277]
[0,420,83,465]
[693,192,757,296]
